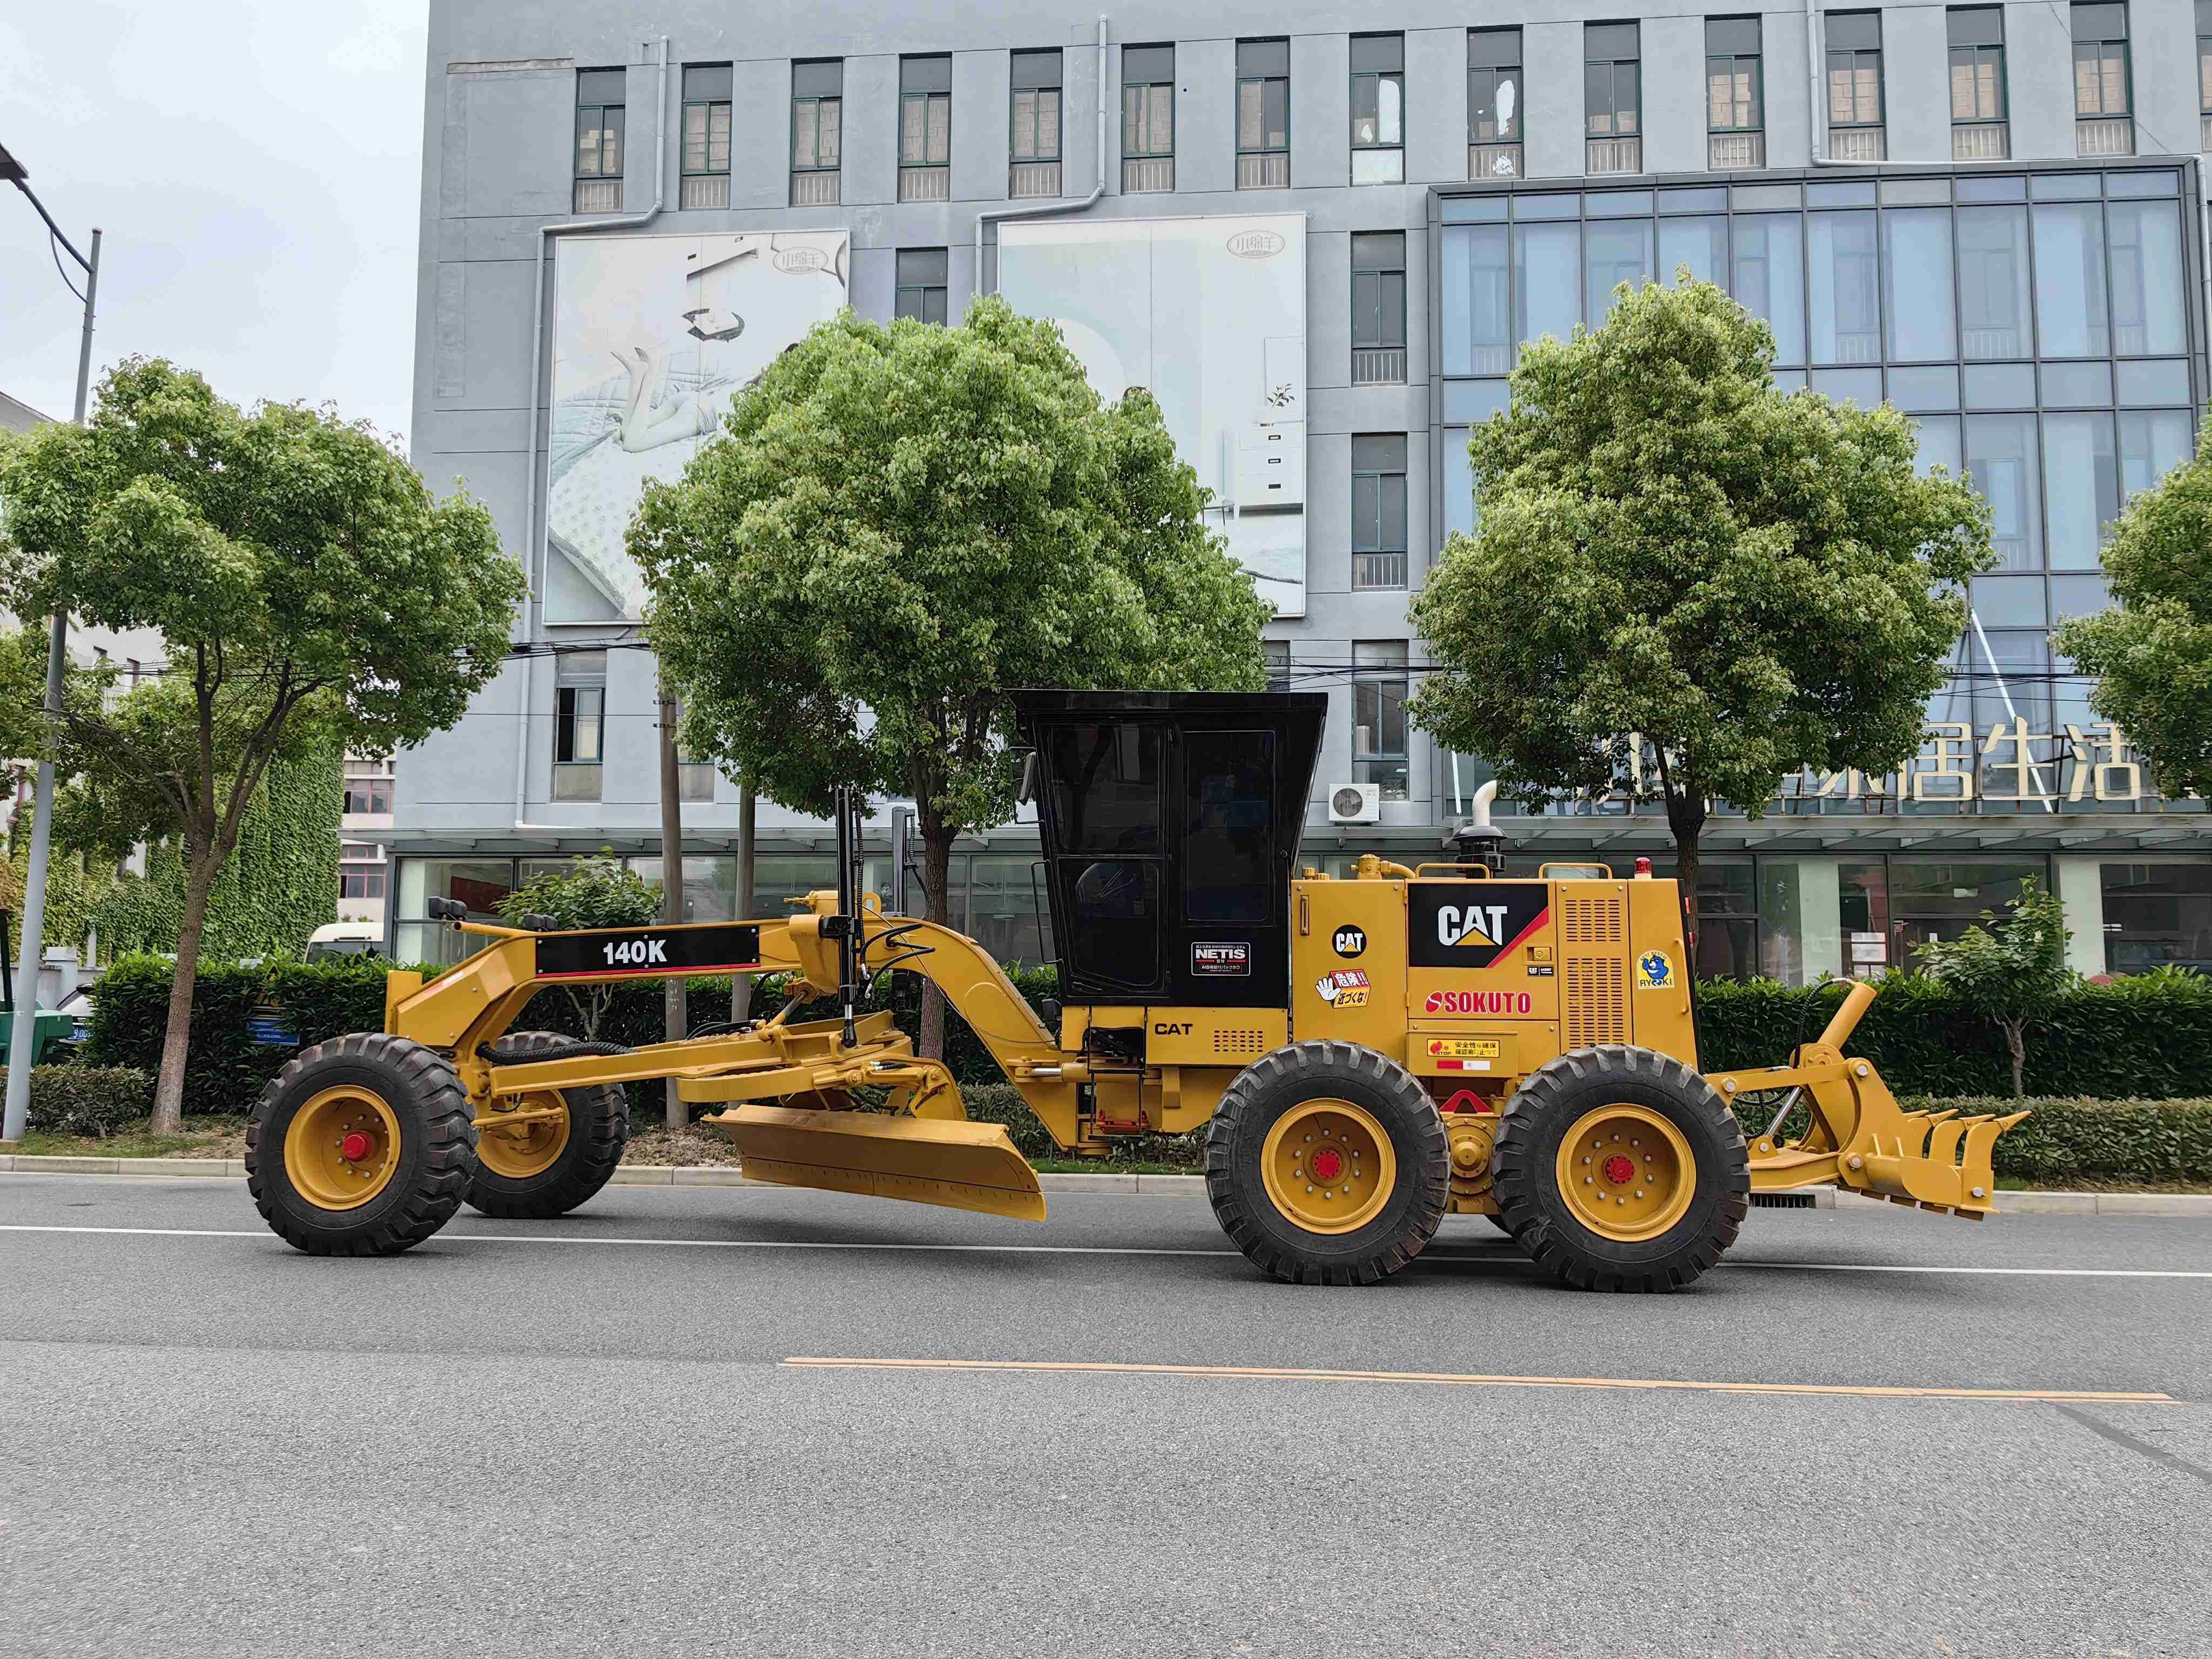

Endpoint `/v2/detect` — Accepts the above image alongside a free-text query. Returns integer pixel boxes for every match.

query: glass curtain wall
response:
[1438,167,2196,813]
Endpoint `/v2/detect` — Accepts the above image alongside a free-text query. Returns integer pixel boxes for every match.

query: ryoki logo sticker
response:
[1422,990,1533,1016]
[1314,969,1371,1009]
[1636,950,1675,989]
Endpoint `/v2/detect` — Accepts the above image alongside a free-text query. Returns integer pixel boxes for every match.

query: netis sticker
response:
[1192,941,1252,976]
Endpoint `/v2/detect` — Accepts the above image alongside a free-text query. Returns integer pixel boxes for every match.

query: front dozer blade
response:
[704,1104,1048,1222]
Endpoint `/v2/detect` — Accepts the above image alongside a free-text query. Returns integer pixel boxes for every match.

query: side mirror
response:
[427,897,467,922]
[1016,750,1039,806]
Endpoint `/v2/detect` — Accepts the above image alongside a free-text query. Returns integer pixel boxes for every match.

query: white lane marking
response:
[3,1223,2210,1277]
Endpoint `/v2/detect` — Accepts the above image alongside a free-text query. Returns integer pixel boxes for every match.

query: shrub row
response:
[2,1065,156,1137]
[1695,969,2212,1101]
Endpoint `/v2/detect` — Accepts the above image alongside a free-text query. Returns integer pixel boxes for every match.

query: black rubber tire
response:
[247,1033,477,1256]
[1205,1041,1449,1285]
[1480,1212,1517,1239]
[465,1031,631,1219]
[1491,1045,1750,1292]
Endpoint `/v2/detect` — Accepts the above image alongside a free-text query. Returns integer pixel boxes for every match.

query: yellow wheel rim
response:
[1554,1104,1696,1243]
[282,1085,402,1211]
[477,1090,572,1181]
[1259,1098,1397,1235]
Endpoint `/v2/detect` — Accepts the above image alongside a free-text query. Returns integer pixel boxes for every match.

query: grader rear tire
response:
[467,1032,631,1220]
[1205,1041,1448,1285]
[247,1034,477,1256]
[1491,1046,1749,1292]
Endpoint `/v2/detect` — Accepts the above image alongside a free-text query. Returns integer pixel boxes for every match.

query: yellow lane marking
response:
[783,1357,2177,1404]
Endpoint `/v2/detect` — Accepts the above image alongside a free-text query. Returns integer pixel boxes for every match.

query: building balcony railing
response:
[1586,136,1641,175]
[680,174,730,210]
[573,178,621,213]
[791,170,840,206]
[1829,126,1885,162]
[1237,151,1289,190]
[1470,141,1522,180]
[1352,347,1407,386]
[1009,160,1061,199]
[1961,326,2028,358]
[2075,117,2133,157]
[1952,123,2009,160]
[900,166,951,202]
[1708,131,1764,170]
[1352,551,1408,590]
[1123,155,1173,193]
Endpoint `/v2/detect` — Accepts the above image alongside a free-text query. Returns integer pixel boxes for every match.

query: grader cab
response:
[247,690,2025,1290]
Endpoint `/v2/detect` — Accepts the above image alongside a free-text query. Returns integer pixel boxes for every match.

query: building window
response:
[342,772,392,816]
[1262,639,1293,685]
[1586,23,1642,175]
[1707,17,1764,170]
[1010,49,1062,199]
[1352,642,1410,802]
[553,650,606,802]
[895,248,950,325]
[2200,2,2212,152]
[1350,34,1404,185]
[1468,28,1523,180]
[792,60,842,206]
[1351,436,1409,591]
[900,56,953,202]
[680,64,733,208]
[339,843,387,902]
[574,68,625,213]
[669,700,715,802]
[2073,3,2132,157]
[2101,863,2212,974]
[1122,44,1175,193]
[1236,38,1290,190]
[1826,12,1885,161]
[1351,233,1407,386]
[1948,9,2008,160]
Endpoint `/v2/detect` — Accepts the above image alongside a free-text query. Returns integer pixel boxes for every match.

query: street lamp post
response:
[1,141,101,1146]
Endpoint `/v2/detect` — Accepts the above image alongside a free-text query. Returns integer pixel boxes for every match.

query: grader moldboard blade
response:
[705,1104,1048,1222]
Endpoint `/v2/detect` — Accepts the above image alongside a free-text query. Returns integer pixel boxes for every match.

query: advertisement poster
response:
[998,214,1307,618]
[545,230,849,621]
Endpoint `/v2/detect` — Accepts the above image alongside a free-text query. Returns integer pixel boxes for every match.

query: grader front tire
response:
[247,1034,477,1256]
[1491,1046,1749,1292]
[467,1032,631,1220]
[1205,1041,1448,1285]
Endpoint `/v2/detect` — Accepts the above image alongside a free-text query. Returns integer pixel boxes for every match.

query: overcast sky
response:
[1,3,426,442]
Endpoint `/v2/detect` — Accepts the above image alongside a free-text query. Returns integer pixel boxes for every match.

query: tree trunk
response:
[1665,794,1708,967]
[918,828,954,1061]
[2004,1019,2027,1099]
[731,781,756,1024]
[149,849,220,1135]
[657,680,687,1130]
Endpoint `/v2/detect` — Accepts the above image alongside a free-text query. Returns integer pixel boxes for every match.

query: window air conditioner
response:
[1329,783,1381,825]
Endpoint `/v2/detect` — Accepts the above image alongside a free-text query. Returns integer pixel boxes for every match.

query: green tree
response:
[496,853,659,1040]
[1410,277,1989,925]
[2053,423,2212,798]
[1914,878,2073,1098]
[0,359,523,1131]
[631,297,1269,1055]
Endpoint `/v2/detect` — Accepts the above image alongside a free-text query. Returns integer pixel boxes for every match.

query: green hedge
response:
[1696,969,2212,1100]
[3,1065,156,1137]
[84,957,280,1116]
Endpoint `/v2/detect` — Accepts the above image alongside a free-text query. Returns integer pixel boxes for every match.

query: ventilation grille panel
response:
[1564,957,1627,1048]
[1561,895,1625,945]
[1214,1028,1267,1057]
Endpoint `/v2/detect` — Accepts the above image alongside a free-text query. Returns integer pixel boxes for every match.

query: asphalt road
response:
[4,1175,2210,1659]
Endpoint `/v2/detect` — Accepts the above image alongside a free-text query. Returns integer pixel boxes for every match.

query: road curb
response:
[1,1154,2206,1215]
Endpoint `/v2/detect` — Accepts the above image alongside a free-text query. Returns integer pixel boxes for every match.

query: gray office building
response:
[401,0,2212,983]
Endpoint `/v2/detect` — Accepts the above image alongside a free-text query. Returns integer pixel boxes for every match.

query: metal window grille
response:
[1351,232,1407,385]
[1825,12,1884,161]
[574,67,625,213]
[1351,34,1404,185]
[1122,45,1174,193]
[553,651,606,802]
[681,64,733,210]
[1707,17,1763,170]
[1011,52,1063,199]
[1352,640,1410,800]
[1948,11,2008,159]
[1351,437,1409,592]
[900,56,952,202]
[1237,38,1290,189]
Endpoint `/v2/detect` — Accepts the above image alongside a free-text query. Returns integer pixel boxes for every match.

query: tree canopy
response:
[2053,424,2212,799]
[630,297,1268,1050]
[497,853,659,1040]
[0,359,524,1128]
[1409,276,1991,915]
[1914,878,2073,1098]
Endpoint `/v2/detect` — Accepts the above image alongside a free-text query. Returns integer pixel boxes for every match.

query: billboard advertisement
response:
[545,230,850,621]
[998,214,1307,618]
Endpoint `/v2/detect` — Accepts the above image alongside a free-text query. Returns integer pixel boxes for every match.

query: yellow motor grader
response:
[248,691,2024,1290]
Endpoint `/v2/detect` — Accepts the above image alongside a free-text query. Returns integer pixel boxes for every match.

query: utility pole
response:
[657,674,687,1130]
[1,141,99,1147]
